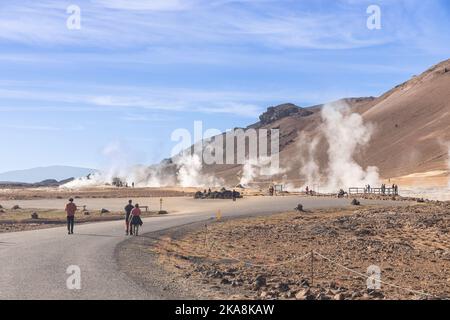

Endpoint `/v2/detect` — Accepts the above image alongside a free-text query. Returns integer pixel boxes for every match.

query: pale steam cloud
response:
[298,101,380,192]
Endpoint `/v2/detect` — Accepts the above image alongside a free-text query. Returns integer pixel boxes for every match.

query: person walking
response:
[65,198,77,235]
[130,204,143,236]
[124,200,134,235]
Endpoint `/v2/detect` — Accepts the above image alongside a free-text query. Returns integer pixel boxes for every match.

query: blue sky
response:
[0,0,449,172]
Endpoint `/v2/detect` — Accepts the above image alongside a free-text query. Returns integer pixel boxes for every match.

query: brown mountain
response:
[178,59,450,187]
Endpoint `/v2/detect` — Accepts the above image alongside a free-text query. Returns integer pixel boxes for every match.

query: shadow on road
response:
[75,233,120,238]
[0,241,16,246]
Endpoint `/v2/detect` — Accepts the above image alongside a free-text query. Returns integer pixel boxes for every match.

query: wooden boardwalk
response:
[349,187,398,196]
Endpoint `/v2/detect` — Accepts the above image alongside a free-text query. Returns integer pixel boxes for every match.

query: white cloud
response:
[93,0,192,11]
[0,0,443,51]
[0,124,61,131]
[0,80,371,118]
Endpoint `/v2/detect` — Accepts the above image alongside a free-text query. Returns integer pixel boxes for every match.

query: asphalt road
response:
[0,196,403,299]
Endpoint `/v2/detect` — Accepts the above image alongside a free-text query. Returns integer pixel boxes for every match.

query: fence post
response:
[311,250,314,287]
[204,224,208,249]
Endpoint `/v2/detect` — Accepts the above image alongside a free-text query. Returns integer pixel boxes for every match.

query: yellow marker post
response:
[215,209,222,221]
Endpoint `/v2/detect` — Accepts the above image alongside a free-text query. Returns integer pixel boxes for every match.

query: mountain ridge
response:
[191,59,450,186]
[0,165,97,184]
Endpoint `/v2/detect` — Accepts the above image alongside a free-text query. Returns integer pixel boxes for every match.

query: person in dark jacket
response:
[125,200,134,235]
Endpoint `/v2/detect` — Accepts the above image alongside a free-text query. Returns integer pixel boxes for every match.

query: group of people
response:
[305,186,314,196]
[365,184,399,195]
[64,198,143,235]
[124,200,143,236]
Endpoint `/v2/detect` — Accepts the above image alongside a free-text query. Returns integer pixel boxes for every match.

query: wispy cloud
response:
[121,113,179,122]
[0,124,85,131]
[93,0,192,11]
[1,0,444,51]
[0,124,60,131]
[0,80,364,118]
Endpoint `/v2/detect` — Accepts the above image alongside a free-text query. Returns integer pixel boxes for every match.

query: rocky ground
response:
[129,201,450,300]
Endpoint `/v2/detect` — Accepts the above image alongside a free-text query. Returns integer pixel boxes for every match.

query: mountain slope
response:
[0,165,96,184]
[184,59,450,187]
[361,59,450,178]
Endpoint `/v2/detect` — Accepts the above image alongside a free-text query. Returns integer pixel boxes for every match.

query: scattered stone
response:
[276,282,290,292]
[31,212,39,219]
[316,293,331,300]
[12,205,20,210]
[295,288,314,300]
[286,291,295,299]
[194,189,241,200]
[329,281,338,289]
[253,275,266,289]
[351,199,361,206]
[333,293,345,300]
[300,279,310,287]
[101,208,110,214]
[367,290,384,299]
[355,228,374,236]
[231,280,242,287]
[158,210,168,215]
[295,204,304,211]
[361,293,371,300]
[84,211,90,216]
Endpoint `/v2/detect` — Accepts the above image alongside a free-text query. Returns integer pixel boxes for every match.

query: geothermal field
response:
[1,0,450,306]
[1,60,449,301]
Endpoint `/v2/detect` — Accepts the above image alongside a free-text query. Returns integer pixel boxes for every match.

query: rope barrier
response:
[312,250,438,298]
[209,242,312,267]
[148,224,447,298]
[205,224,312,267]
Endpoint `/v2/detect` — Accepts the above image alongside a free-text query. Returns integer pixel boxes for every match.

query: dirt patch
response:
[119,202,450,300]
[0,186,192,201]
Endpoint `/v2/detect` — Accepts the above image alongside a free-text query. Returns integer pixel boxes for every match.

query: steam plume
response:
[299,101,380,192]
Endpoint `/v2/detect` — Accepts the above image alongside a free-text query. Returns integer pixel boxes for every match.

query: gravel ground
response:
[117,201,450,300]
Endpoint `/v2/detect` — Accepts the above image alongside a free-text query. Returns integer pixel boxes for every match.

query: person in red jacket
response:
[129,204,143,236]
[65,198,77,235]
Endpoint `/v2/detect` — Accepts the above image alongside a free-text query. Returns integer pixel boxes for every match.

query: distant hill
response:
[0,166,97,184]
